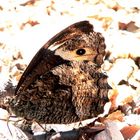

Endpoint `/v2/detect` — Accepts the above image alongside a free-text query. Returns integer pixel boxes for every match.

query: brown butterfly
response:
[10,21,111,124]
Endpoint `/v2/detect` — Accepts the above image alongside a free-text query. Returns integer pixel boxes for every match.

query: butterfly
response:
[10,21,111,124]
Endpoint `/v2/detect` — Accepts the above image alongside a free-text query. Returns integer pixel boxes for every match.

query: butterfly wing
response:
[16,21,93,94]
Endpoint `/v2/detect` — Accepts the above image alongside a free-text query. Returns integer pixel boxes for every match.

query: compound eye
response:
[76,49,86,55]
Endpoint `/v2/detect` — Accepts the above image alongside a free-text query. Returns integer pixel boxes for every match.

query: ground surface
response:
[0,0,140,140]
